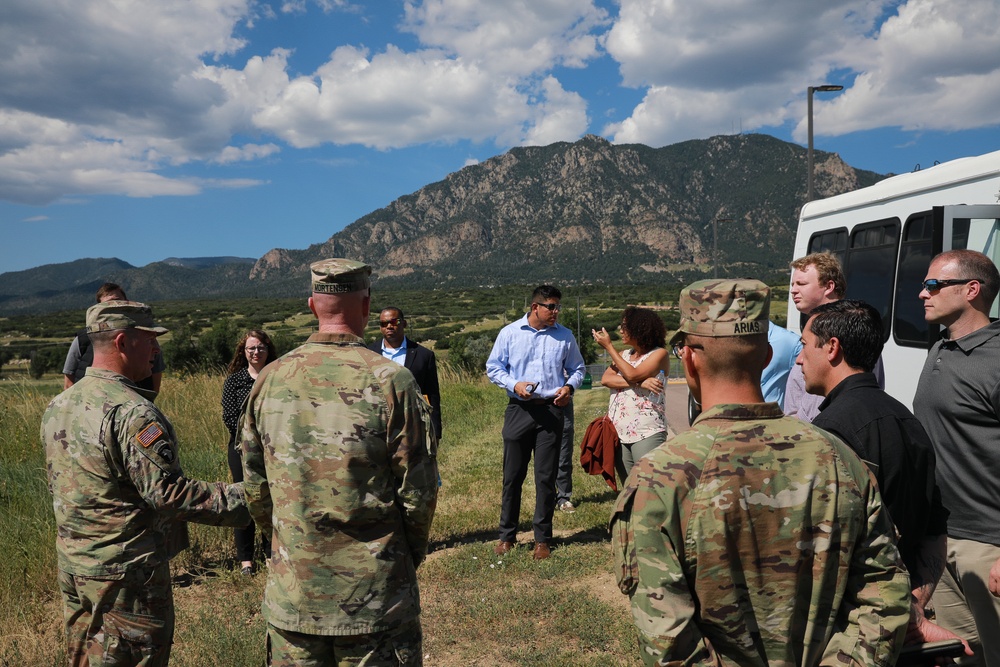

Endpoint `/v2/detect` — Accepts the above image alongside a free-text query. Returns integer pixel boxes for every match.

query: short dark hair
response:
[620,306,666,353]
[381,306,405,320]
[807,299,883,373]
[934,249,1000,309]
[95,282,126,302]
[532,285,561,302]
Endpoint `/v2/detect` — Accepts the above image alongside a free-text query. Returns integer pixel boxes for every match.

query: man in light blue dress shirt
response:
[761,321,803,409]
[486,285,585,560]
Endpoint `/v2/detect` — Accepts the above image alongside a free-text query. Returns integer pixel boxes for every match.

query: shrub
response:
[28,347,66,379]
[447,333,496,373]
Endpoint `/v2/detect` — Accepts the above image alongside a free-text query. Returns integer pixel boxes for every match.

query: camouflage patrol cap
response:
[668,279,770,346]
[310,258,372,294]
[86,300,168,335]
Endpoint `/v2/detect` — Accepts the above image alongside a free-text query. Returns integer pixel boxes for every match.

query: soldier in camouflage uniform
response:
[40,301,250,667]
[609,279,911,666]
[241,259,438,667]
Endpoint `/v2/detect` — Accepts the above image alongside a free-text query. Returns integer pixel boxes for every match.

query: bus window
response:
[844,219,900,342]
[893,212,933,346]
[808,229,848,266]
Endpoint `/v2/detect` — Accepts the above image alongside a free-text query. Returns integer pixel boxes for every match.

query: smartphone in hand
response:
[897,639,967,666]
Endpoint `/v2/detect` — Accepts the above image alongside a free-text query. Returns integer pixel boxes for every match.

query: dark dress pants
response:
[556,397,574,503]
[228,442,270,562]
[499,400,564,544]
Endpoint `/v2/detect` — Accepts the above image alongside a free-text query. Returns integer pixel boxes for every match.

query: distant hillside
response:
[0,257,257,315]
[160,256,256,269]
[248,133,883,293]
[0,134,884,315]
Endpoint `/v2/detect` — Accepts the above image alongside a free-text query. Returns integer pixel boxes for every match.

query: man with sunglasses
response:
[369,307,442,441]
[914,249,1000,666]
[611,279,909,666]
[486,285,585,560]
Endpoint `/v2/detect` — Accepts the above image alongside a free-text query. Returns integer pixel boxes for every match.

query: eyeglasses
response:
[671,342,704,358]
[534,302,562,312]
[246,346,267,353]
[921,278,980,292]
[379,318,403,327]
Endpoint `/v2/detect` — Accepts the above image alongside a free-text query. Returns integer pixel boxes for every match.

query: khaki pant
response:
[932,537,1000,667]
[266,618,422,666]
[58,563,174,667]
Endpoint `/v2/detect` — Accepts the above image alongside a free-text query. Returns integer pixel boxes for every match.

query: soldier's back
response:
[622,402,908,666]
[247,334,431,635]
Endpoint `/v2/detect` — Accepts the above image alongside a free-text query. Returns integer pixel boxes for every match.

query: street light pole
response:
[807,84,843,202]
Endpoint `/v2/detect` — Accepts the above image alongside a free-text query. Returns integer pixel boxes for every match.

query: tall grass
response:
[1,372,638,666]
[0,380,62,663]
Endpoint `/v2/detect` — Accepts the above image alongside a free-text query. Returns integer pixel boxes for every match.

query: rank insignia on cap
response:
[136,423,164,448]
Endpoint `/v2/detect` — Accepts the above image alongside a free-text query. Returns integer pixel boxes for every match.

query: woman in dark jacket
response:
[221,329,276,574]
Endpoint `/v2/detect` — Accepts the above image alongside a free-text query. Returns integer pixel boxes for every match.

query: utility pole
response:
[576,296,581,342]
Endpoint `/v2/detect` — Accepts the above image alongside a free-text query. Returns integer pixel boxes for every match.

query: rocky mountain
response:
[248,133,882,293]
[0,133,883,315]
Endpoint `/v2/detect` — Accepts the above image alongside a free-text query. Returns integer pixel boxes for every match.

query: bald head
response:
[309,289,371,335]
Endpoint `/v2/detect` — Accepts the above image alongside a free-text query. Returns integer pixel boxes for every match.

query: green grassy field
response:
[0,372,638,666]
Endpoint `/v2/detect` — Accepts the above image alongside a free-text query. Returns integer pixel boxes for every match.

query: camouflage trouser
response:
[266,618,422,666]
[58,562,174,667]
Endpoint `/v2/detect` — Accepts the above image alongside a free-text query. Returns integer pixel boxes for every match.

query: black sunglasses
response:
[533,302,561,312]
[921,278,979,292]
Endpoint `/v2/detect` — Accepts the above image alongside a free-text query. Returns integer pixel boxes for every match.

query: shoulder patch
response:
[135,422,164,448]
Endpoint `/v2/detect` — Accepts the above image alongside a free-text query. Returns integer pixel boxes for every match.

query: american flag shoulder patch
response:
[135,423,164,448]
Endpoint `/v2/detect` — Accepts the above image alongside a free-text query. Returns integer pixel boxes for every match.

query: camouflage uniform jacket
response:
[241,332,439,636]
[41,367,249,577]
[610,403,910,667]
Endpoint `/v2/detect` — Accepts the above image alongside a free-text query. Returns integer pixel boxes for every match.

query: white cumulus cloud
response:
[3,0,999,207]
[402,0,608,76]
[604,0,1000,147]
[800,0,1000,140]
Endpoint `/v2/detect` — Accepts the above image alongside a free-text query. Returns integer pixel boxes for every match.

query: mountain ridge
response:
[245,133,882,293]
[0,133,883,315]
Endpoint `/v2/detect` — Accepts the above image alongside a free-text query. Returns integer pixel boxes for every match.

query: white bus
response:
[788,149,1000,409]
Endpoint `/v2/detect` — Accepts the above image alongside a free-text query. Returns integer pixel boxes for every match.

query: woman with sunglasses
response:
[592,307,670,485]
[221,329,277,574]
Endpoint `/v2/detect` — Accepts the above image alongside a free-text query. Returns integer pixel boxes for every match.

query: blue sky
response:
[2,0,999,274]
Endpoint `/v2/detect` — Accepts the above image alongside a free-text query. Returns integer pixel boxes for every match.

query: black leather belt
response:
[510,397,555,405]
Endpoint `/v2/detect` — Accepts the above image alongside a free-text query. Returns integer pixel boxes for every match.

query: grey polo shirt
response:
[914,319,1000,545]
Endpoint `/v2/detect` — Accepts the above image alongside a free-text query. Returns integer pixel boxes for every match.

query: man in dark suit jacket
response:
[368,307,442,440]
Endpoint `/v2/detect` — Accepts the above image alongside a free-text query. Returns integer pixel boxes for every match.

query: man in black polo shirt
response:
[798,299,967,651]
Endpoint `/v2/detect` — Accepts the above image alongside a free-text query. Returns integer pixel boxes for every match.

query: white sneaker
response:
[557,500,576,513]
